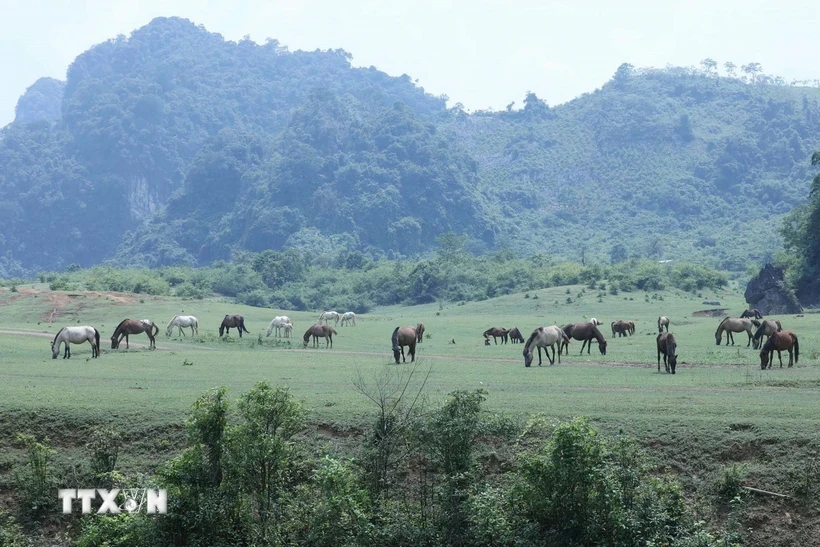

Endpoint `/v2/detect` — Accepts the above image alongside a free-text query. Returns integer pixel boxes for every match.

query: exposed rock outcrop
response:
[744,264,802,315]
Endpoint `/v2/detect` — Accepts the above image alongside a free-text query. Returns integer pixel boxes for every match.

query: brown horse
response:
[483,327,509,345]
[303,324,337,348]
[415,322,425,343]
[741,308,763,319]
[220,315,250,337]
[714,317,754,346]
[760,330,799,369]
[508,327,525,344]
[563,322,607,355]
[657,332,678,374]
[752,320,782,350]
[611,320,633,338]
[392,326,418,363]
[111,319,159,350]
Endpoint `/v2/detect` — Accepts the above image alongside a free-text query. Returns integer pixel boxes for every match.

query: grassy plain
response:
[1,282,819,540]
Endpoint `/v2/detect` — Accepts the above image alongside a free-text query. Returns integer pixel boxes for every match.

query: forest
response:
[2,16,820,294]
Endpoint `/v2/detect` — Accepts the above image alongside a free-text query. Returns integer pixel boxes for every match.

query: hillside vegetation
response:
[2,17,820,277]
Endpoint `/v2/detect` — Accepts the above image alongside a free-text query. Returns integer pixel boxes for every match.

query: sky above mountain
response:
[1,0,818,127]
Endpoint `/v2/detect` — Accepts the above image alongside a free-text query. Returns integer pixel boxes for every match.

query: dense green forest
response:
[1,16,820,278]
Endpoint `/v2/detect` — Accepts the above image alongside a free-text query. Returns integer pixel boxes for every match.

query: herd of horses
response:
[48,305,800,372]
[49,309,359,359]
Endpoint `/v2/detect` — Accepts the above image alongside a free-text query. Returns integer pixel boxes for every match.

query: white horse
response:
[588,318,603,326]
[266,316,294,338]
[523,326,570,367]
[51,326,100,359]
[318,311,341,326]
[166,315,199,337]
[340,311,356,326]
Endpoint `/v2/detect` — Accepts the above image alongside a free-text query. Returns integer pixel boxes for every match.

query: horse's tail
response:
[776,321,782,332]
[793,334,799,364]
[331,328,338,335]
[151,323,159,338]
[94,328,101,356]
[241,317,250,333]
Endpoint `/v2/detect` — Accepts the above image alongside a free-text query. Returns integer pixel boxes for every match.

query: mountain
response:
[1,17,819,277]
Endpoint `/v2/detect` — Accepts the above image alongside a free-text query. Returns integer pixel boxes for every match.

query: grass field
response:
[1,283,819,543]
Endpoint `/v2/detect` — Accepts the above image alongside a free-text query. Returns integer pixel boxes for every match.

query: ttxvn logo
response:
[58,489,167,514]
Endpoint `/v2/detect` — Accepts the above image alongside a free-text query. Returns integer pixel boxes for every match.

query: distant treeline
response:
[3,248,729,312]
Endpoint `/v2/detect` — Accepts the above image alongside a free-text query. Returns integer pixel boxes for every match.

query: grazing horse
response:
[392,326,418,364]
[656,332,678,374]
[52,326,100,359]
[166,315,199,337]
[611,320,633,338]
[508,327,525,344]
[266,316,293,338]
[318,311,341,326]
[658,316,670,333]
[752,320,782,350]
[714,317,754,347]
[589,318,603,326]
[741,309,763,320]
[220,315,250,337]
[415,322,425,343]
[564,322,607,355]
[303,324,337,348]
[523,326,570,367]
[483,327,509,345]
[340,311,357,326]
[111,319,159,350]
[760,330,799,369]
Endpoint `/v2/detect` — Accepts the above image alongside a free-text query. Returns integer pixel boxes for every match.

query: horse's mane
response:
[167,316,178,329]
[392,326,400,351]
[113,318,130,335]
[523,328,540,353]
[591,324,606,343]
[52,327,65,344]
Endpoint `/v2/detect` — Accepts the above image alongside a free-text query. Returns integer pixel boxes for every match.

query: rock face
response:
[745,264,803,315]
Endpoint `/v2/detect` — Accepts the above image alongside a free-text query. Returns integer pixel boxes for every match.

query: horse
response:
[392,326,418,364]
[508,327,525,344]
[340,311,357,326]
[564,322,607,355]
[52,326,100,359]
[220,315,250,337]
[318,311,341,326]
[658,316,670,333]
[714,317,754,346]
[741,309,763,320]
[611,320,632,338]
[483,327,509,345]
[416,322,425,343]
[752,320,782,350]
[656,332,678,374]
[266,316,293,338]
[523,326,570,367]
[111,319,158,350]
[560,324,576,355]
[760,330,799,369]
[303,324,337,348]
[589,318,603,326]
[166,315,199,337]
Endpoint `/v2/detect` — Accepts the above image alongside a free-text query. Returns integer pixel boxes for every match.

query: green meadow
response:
[1,283,819,509]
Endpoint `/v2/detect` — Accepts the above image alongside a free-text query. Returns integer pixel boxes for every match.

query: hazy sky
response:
[1,0,817,126]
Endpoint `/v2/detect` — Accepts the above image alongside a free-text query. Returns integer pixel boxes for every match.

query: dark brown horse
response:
[751,320,782,350]
[657,332,678,374]
[111,319,159,350]
[760,330,799,369]
[508,327,525,344]
[483,327,509,345]
[220,315,250,337]
[303,324,337,348]
[741,308,763,320]
[563,322,607,355]
[392,326,418,363]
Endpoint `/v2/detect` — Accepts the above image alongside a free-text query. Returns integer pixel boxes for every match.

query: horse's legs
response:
[778,350,784,368]
[65,343,71,359]
[746,330,752,347]
[125,334,129,349]
[89,339,97,358]
[547,345,555,365]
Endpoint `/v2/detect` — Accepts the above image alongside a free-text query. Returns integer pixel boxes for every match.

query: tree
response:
[742,62,763,84]
[700,58,718,76]
[724,61,737,77]
[610,243,628,264]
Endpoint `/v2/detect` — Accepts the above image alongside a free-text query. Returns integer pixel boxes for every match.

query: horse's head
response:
[759,350,770,369]
[523,348,533,367]
[51,341,59,359]
[599,340,607,355]
[111,336,119,349]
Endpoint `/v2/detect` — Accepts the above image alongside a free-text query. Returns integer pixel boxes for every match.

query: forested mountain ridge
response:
[1,16,819,277]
